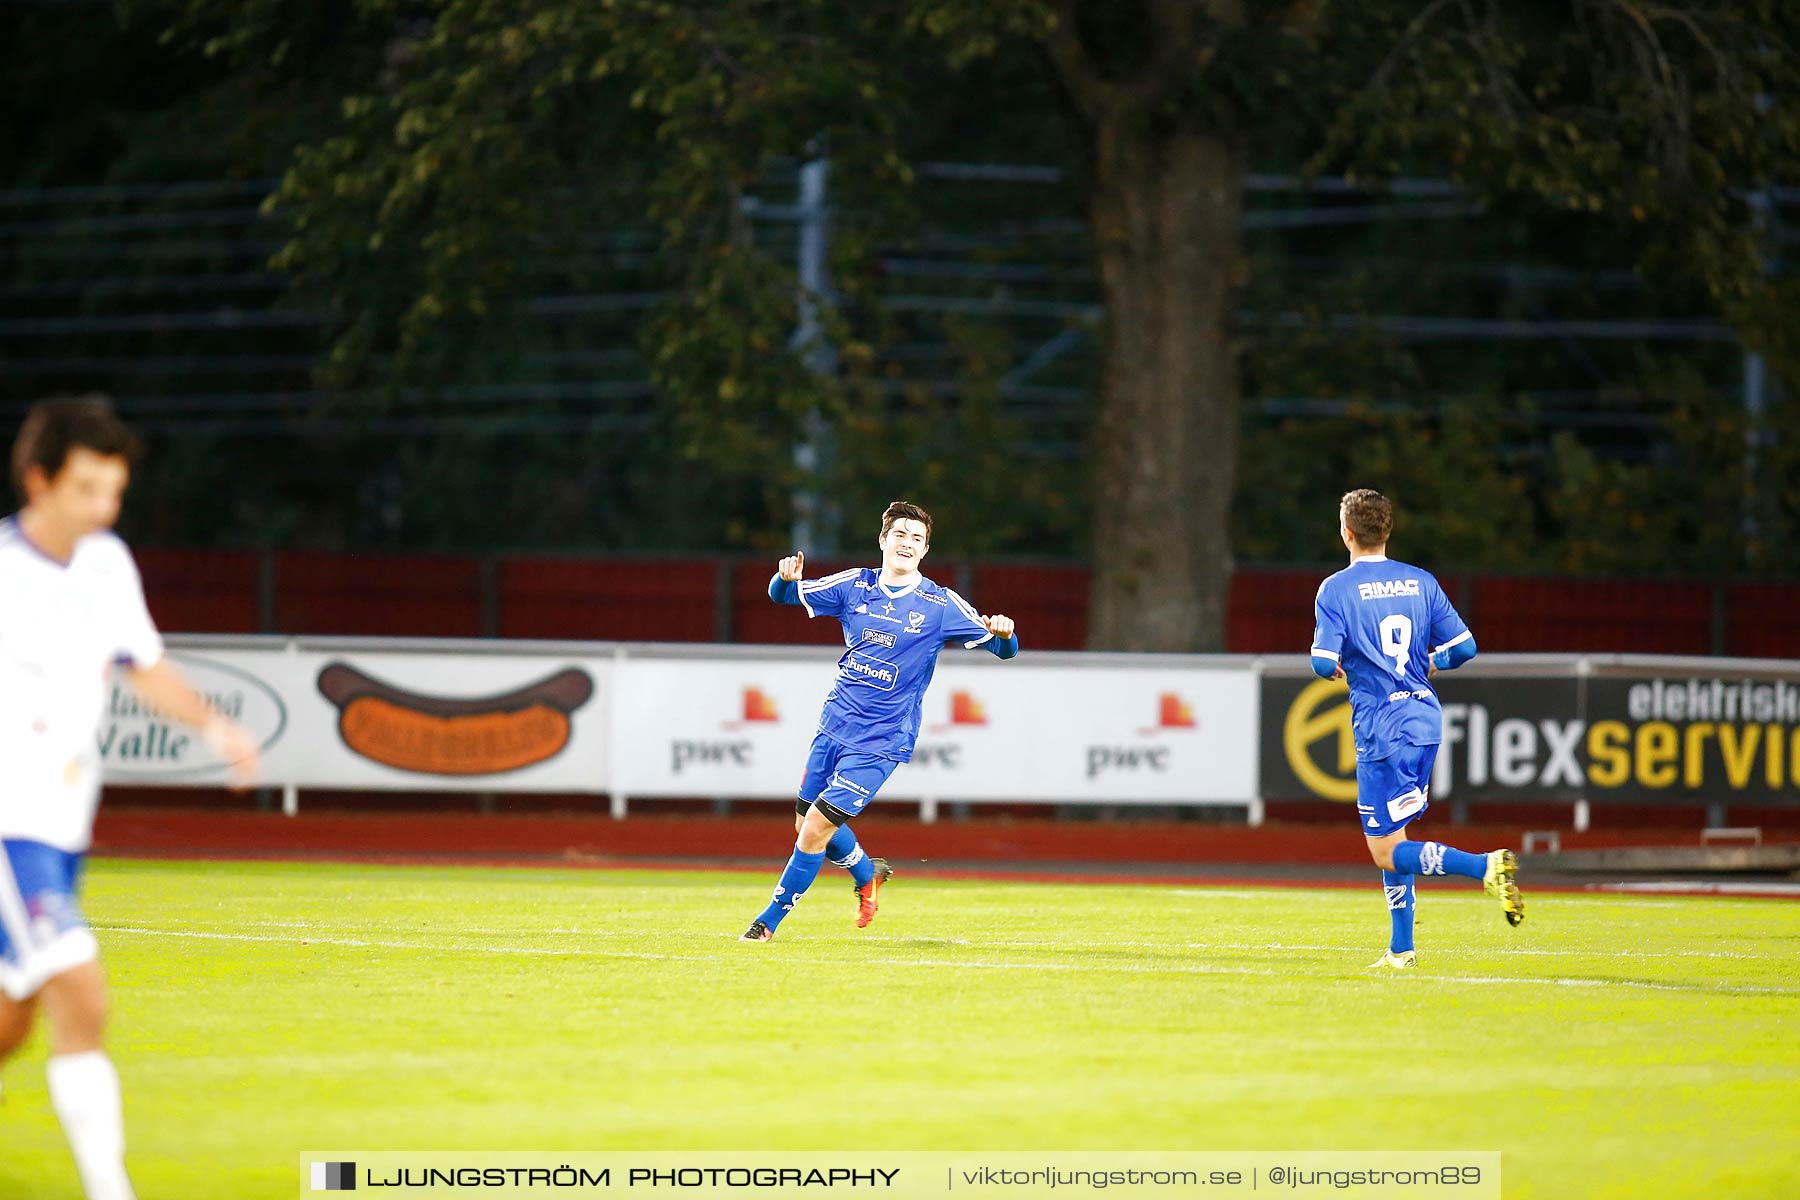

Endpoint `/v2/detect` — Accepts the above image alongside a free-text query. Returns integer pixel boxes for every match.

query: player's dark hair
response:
[1340,488,1392,548]
[879,499,932,544]
[10,394,141,500]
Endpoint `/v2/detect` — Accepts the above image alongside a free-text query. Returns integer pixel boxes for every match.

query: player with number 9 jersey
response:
[1309,489,1522,971]
[1310,556,1468,768]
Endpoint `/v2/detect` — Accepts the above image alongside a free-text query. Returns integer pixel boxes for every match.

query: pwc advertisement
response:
[609,655,1259,803]
[1260,659,1800,806]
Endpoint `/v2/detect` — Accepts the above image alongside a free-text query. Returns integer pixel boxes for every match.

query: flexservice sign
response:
[1261,663,1800,803]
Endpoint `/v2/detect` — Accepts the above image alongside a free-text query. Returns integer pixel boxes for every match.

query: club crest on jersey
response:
[904,611,926,634]
[1358,579,1421,600]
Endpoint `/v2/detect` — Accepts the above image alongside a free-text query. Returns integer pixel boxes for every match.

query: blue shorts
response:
[797,734,901,824]
[0,839,95,1001]
[1355,744,1439,838]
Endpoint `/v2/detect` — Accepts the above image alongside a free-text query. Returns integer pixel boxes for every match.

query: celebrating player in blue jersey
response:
[740,500,1019,943]
[1310,489,1524,970]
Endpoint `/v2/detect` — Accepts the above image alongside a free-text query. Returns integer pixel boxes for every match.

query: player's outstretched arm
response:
[124,659,260,788]
[768,550,805,605]
[1429,632,1477,676]
[978,614,1019,660]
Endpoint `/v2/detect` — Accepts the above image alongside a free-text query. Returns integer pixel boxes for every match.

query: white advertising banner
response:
[103,646,612,793]
[895,661,1258,802]
[101,639,1257,804]
[611,658,835,798]
[612,654,1259,803]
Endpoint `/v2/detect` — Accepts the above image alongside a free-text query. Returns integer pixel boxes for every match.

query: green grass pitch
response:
[2,858,1795,1198]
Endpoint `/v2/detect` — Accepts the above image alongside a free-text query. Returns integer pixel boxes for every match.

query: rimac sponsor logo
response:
[861,628,897,649]
[843,650,900,691]
[1357,579,1422,600]
[102,654,287,779]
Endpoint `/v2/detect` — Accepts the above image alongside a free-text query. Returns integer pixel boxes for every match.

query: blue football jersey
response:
[1310,556,1471,761]
[796,568,994,761]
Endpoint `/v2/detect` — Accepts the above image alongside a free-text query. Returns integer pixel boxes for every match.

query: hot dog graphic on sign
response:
[316,662,594,776]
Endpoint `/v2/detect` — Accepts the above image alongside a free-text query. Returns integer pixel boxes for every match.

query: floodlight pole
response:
[1742,186,1774,562]
[791,153,840,555]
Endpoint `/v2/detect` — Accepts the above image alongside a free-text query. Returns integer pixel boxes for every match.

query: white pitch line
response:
[103,918,1777,962]
[92,924,1800,998]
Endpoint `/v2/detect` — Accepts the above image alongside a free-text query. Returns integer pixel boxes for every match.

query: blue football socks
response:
[825,823,876,889]
[1382,870,1416,953]
[1392,840,1486,880]
[757,846,827,931]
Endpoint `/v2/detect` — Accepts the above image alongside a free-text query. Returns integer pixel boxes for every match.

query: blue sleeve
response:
[769,574,802,606]
[1310,580,1347,675]
[1431,634,1477,673]
[941,588,995,647]
[979,633,1019,660]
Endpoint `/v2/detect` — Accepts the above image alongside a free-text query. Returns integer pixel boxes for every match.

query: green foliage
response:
[11,2,1800,579]
[1317,1,1800,368]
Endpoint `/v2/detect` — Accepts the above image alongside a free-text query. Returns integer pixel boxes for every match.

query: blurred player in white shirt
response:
[0,396,258,1200]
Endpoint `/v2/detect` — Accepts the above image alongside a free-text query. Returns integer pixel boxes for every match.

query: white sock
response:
[46,1051,136,1200]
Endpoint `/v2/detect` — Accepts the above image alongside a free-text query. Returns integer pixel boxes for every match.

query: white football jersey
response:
[0,517,163,851]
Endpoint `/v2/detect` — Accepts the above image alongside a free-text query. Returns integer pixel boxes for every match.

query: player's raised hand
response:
[983,613,1015,639]
[778,551,805,582]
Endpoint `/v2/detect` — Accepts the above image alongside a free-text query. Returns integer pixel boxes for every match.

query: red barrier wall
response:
[274,551,483,637]
[136,547,260,634]
[500,558,715,641]
[132,547,1800,659]
[1472,576,1714,654]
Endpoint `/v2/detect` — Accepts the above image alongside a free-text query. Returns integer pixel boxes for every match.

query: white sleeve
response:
[110,541,164,669]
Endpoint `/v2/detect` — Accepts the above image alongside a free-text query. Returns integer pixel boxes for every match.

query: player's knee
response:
[1367,841,1397,871]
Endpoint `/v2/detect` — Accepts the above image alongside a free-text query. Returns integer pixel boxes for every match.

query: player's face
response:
[879,518,930,576]
[27,448,130,539]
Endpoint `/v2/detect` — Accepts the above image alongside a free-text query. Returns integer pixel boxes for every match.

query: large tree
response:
[155,0,1800,645]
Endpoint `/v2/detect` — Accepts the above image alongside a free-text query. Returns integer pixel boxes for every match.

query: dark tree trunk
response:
[1084,119,1243,650]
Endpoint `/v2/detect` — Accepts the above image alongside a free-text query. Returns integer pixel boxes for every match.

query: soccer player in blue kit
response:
[1310,489,1524,970]
[740,501,1019,942]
